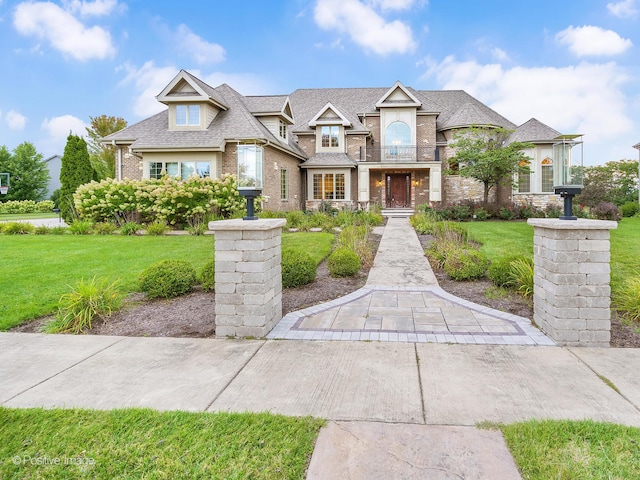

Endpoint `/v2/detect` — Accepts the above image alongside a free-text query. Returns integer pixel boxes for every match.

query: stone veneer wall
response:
[528,218,618,347]
[513,193,562,209]
[209,218,285,338]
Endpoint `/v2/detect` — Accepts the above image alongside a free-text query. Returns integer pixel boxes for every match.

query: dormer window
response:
[321,126,339,148]
[176,105,200,126]
[279,120,288,140]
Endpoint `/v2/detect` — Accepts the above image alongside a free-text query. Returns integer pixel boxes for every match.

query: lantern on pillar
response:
[553,135,584,220]
[237,144,263,220]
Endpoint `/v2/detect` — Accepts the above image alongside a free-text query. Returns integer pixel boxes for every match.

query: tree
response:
[60,133,93,221]
[86,115,127,179]
[448,127,533,205]
[0,142,49,202]
[577,159,638,207]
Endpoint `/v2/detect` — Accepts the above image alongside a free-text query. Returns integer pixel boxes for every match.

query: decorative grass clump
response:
[509,257,534,297]
[139,259,197,298]
[68,220,94,235]
[120,221,142,236]
[282,248,316,288]
[1,221,35,234]
[45,277,123,333]
[616,275,640,323]
[145,219,169,236]
[93,222,118,235]
[328,247,362,278]
[199,260,215,292]
[443,248,489,281]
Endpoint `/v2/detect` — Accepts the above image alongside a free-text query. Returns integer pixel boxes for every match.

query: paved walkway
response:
[269,217,553,346]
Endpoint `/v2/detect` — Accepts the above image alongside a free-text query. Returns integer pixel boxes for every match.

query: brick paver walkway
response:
[269,218,554,346]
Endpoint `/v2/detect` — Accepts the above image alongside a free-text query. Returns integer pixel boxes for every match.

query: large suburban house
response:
[104,70,572,213]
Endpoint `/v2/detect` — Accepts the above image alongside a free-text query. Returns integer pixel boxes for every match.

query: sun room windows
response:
[149,161,210,180]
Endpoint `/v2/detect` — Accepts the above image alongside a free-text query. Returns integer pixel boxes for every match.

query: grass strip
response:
[0,407,324,479]
[499,419,640,480]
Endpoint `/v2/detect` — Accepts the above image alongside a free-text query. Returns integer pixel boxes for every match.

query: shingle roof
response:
[300,153,357,168]
[508,118,561,144]
[243,95,289,114]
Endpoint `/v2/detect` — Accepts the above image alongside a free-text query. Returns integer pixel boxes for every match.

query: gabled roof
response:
[308,102,351,127]
[104,82,305,159]
[243,95,294,124]
[508,118,561,144]
[156,70,228,111]
[633,142,640,149]
[376,81,422,108]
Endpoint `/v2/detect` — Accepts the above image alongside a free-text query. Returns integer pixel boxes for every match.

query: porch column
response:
[208,218,285,338]
[429,164,441,202]
[358,166,370,203]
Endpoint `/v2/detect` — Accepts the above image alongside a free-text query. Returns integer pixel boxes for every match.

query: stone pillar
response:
[528,218,618,347]
[208,218,286,338]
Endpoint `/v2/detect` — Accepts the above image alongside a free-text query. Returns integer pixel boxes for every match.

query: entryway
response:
[385,174,410,208]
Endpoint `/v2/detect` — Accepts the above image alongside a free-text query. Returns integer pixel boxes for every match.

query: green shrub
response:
[187,222,207,236]
[44,277,123,334]
[307,211,335,231]
[68,220,93,235]
[443,248,489,281]
[34,226,51,235]
[285,210,307,229]
[199,260,215,292]
[425,240,460,269]
[120,221,142,236]
[146,219,169,236]
[473,208,491,221]
[2,222,35,234]
[36,200,55,213]
[411,212,437,234]
[93,222,118,235]
[450,204,472,221]
[620,201,639,218]
[509,257,534,297]
[327,247,362,277]
[545,204,563,218]
[432,221,469,243]
[138,260,197,298]
[498,207,515,220]
[488,257,518,288]
[337,225,373,267]
[282,248,316,288]
[616,275,640,323]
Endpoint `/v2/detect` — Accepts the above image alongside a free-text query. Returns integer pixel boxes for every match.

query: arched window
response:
[385,121,411,146]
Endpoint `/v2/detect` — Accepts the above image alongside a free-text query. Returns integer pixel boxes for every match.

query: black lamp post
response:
[552,135,584,220]
[237,145,263,220]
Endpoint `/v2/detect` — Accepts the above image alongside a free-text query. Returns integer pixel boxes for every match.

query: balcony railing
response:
[360,146,439,163]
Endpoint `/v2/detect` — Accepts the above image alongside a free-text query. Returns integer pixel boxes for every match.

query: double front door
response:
[386,174,410,208]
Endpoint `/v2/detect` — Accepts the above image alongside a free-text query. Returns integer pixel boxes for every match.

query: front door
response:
[386,174,410,208]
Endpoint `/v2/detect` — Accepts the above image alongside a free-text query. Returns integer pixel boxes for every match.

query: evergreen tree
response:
[0,143,49,202]
[60,133,93,221]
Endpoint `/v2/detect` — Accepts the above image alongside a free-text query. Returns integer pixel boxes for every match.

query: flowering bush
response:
[74,174,244,226]
[0,199,55,214]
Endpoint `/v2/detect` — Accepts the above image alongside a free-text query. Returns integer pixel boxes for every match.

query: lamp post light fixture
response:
[552,135,584,220]
[237,145,263,220]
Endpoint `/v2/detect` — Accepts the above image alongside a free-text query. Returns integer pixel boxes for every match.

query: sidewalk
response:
[269,217,552,346]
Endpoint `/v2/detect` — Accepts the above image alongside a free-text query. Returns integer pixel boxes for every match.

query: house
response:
[42,154,62,198]
[104,70,573,213]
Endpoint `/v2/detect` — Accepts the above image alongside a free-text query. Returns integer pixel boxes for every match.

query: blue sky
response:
[0,0,638,165]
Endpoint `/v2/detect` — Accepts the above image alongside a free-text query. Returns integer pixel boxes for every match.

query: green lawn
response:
[0,212,58,221]
[498,419,640,480]
[0,232,334,331]
[0,407,324,479]
[464,218,640,302]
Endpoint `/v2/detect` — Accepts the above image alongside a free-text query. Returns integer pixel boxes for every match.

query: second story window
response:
[279,120,287,140]
[321,126,339,148]
[176,105,200,126]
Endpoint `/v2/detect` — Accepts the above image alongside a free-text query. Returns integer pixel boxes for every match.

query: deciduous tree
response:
[448,127,533,205]
[577,159,638,207]
[0,142,49,202]
[86,115,128,179]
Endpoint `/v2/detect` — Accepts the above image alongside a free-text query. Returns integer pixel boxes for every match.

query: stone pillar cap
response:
[208,218,286,231]
[527,218,618,230]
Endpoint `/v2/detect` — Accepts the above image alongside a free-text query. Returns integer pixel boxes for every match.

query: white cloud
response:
[423,56,632,159]
[492,48,509,62]
[367,0,416,10]
[41,115,88,153]
[118,62,178,117]
[13,1,116,61]
[556,25,632,57]
[314,0,416,55]
[175,24,225,65]
[6,110,27,131]
[62,0,124,17]
[607,0,639,18]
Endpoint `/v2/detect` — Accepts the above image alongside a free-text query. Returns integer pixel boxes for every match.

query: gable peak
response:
[376,81,422,108]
